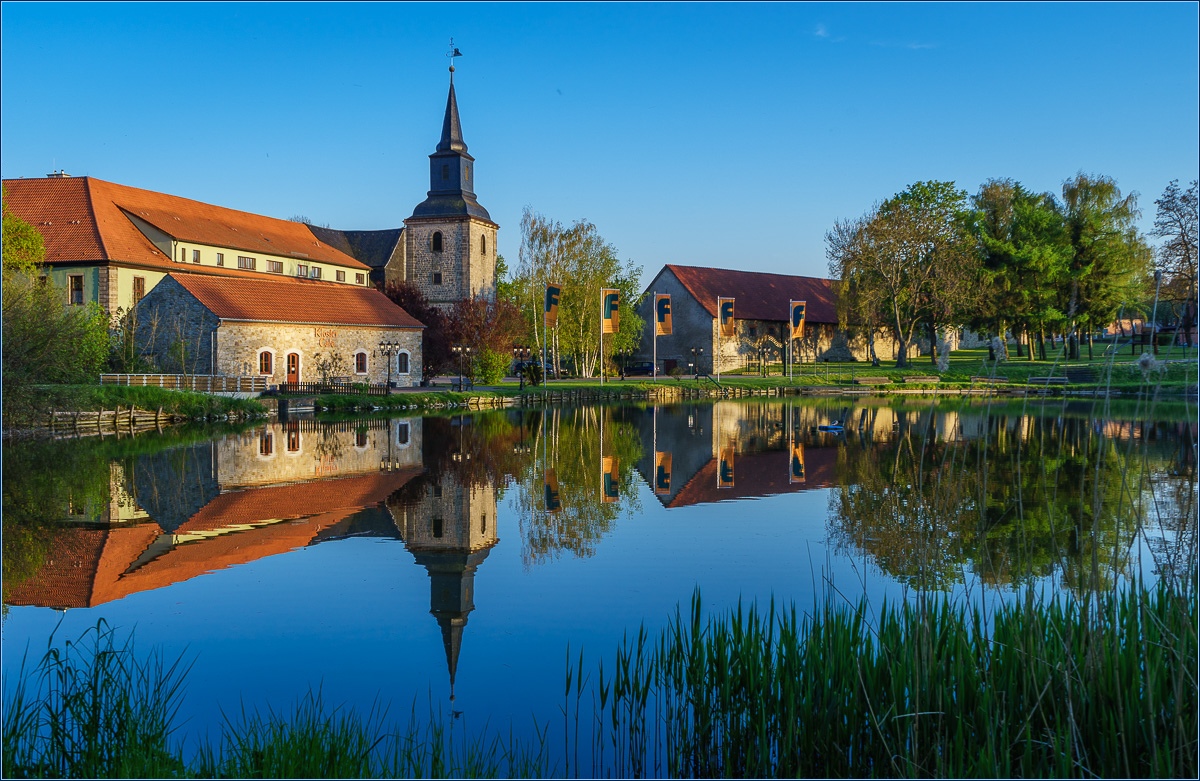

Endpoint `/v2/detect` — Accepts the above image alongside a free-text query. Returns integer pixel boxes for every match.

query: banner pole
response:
[599,288,604,385]
[716,297,721,383]
[652,291,657,381]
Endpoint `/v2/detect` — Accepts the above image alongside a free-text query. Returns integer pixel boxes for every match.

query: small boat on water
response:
[817,420,844,432]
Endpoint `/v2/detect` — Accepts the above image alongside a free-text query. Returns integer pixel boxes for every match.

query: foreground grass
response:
[8,385,266,429]
[5,578,1195,779]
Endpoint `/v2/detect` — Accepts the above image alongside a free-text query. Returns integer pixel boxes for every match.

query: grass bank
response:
[6,385,266,433]
[5,578,1194,778]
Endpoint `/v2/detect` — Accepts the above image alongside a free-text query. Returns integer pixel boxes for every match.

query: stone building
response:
[1,174,375,316]
[132,272,424,386]
[311,69,499,308]
[634,264,925,373]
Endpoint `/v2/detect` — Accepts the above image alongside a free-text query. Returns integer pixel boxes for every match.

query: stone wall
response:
[403,216,497,308]
[133,276,221,373]
[387,471,498,553]
[216,321,422,387]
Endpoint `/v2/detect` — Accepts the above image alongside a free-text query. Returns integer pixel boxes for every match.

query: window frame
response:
[297,264,308,277]
[216,252,225,267]
[68,274,84,306]
[431,231,443,252]
[354,351,368,375]
[192,249,201,264]
[396,351,411,375]
[310,267,321,280]
[133,276,145,303]
[266,260,283,274]
[336,270,346,282]
[258,350,275,376]
[237,256,256,270]
[356,273,365,285]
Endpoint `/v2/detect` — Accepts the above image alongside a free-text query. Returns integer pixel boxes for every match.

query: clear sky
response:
[2,2,1197,286]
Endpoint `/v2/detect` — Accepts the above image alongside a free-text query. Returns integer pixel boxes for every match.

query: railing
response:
[278,381,390,397]
[100,374,267,392]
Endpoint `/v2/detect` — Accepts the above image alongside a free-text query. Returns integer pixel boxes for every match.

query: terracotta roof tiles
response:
[168,272,425,328]
[663,264,839,324]
[2,176,369,272]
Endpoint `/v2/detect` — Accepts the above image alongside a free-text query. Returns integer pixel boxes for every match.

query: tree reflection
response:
[828,407,1194,592]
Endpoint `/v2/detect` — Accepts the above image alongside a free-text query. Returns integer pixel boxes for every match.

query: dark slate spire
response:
[437,81,467,154]
[410,69,493,223]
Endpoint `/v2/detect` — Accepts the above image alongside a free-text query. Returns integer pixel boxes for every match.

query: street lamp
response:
[690,346,704,378]
[376,338,403,394]
[452,344,473,390]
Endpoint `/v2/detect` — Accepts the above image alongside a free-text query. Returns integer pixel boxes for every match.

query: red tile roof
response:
[168,272,425,328]
[1,176,370,271]
[662,264,839,324]
[663,447,837,508]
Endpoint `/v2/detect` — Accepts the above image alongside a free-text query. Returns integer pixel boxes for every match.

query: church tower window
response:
[481,234,486,255]
[431,231,443,252]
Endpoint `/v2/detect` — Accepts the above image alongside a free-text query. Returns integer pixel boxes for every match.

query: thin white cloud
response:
[814,23,829,38]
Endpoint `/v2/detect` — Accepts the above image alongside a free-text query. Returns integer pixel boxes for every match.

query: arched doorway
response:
[286,353,300,384]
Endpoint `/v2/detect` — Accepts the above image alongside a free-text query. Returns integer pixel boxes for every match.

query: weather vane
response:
[447,38,462,79]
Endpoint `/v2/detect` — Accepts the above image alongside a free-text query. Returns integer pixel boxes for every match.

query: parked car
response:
[624,361,656,377]
[512,360,557,378]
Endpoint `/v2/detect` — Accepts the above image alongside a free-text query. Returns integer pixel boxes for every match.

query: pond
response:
[2,396,1195,765]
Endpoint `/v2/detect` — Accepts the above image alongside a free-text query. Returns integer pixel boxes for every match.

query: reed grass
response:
[567,580,1197,778]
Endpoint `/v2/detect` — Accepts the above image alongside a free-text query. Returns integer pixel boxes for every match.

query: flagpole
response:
[599,288,604,385]
[715,297,720,383]
[652,291,657,382]
[542,287,548,387]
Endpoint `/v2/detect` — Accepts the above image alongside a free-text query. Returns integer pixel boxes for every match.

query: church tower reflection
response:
[386,416,499,701]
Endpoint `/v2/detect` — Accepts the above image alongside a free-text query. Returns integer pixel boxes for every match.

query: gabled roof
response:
[166,273,425,328]
[306,225,403,270]
[662,447,837,508]
[1,176,369,271]
[661,264,839,324]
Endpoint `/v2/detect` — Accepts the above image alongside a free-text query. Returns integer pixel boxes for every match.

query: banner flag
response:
[602,456,620,503]
[654,294,673,336]
[545,284,561,328]
[790,300,807,340]
[790,443,806,483]
[718,297,736,337]
[544,468,562,513]
[718,444,735,488]
[601,288,620,334]
[654,451,672,495]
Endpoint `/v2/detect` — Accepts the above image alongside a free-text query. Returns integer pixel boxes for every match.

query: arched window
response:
[481,234,487,255]
[354,351,368,374]
[258,350,274,375]
[397,352,410,374]
[396,421,411,447]
[431,231,443,252]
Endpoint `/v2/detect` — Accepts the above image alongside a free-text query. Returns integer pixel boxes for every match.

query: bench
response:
[970,376,1008,384]
[902,376,940,383]
[1028,376,1069,385]
[854,376,892,385]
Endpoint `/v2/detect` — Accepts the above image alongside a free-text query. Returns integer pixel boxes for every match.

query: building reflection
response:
[6,414,505,707]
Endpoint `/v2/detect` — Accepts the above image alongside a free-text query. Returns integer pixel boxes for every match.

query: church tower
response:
[404,57,498,309]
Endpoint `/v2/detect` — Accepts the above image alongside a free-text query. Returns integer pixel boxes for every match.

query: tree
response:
[2,198,109,424]
[1060,173,1153,358]
[514,208,644,377]
[1150,179,1198,346]
[827,181,979,368]
[971,180,1071,360]
[381,281,451,381]
[446,294,524,383]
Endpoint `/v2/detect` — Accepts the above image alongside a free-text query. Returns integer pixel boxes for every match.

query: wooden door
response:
[286,353,300,384]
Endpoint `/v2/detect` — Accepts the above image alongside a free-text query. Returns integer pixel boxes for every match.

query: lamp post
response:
[376,338,403,394]
[690,346,704,378]
[513,345,530,388]
[452,344,472,390]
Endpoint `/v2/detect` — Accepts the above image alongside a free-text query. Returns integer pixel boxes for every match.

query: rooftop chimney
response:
[46,170,71,178]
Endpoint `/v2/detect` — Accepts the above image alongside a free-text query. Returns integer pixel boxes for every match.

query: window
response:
[310,267,321,280]
[259,431,274,456]
[441,164,450,180]
[432,272,443,285]
[297,264,308,277]
[179,247,187,263]
[336,270,345,282]
[431,231,443,252]
[481,234,486,255]
[287,424,300,453]
[749,326,757,337]
[68,275,84,306]
[237,256,256,270]
[266,260,283,273]
[258,351,273,375]
[216,252,225,267]
[397,352,410,374]
[432,516,443,538]
[356,273,365,285]
[192,249,201,264]
[133,277,145,303]
[481,513,487,534]
[355,430,368,448]
[396,422,410,446]
[355,352,368,374]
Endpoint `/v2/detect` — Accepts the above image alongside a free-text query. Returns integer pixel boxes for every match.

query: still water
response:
[2,397,1195,753]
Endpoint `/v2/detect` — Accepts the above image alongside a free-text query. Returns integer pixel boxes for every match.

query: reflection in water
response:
[3,401,1195,709]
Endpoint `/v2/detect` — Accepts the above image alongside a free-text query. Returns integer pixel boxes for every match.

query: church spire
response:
[436,81,467,154]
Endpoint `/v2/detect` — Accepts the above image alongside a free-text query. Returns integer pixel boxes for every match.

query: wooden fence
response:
[100,374,267,393]
[278,381,390,397]
[47,406,178,437]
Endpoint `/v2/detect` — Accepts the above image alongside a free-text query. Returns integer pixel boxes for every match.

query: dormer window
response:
[431,232,443,252]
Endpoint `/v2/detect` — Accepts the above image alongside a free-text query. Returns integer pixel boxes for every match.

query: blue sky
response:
[2,2,1196,285]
